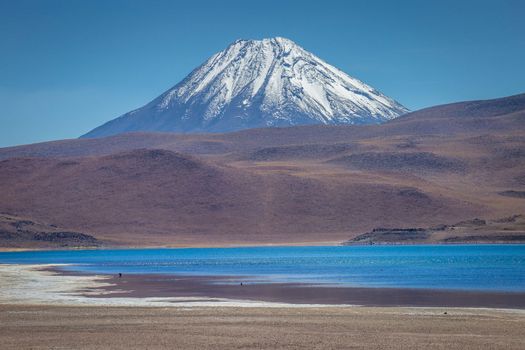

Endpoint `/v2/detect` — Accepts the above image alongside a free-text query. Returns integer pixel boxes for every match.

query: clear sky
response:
[1,0,524,147]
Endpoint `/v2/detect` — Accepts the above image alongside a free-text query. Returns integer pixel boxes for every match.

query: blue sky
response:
[1,0,524,147]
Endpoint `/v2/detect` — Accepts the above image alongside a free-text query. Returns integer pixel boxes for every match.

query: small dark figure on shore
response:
[118,273,122,278]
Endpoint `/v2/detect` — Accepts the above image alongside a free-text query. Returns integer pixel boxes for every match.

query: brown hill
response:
[0,213,100,249]
[0,149,478,246]
[0,93,524,247]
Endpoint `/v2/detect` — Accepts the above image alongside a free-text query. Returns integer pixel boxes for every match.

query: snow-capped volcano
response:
[83,37,408,137]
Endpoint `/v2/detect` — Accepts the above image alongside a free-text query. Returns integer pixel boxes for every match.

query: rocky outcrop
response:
[0,214,101,248]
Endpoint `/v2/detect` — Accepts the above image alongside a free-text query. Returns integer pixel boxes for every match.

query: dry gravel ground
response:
[1,305,524,349]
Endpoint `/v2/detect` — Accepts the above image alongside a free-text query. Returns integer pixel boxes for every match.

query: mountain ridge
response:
[1,93,522,160]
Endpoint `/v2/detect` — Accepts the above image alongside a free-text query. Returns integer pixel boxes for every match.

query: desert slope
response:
[0,149,477,246]
[0,93,524,247]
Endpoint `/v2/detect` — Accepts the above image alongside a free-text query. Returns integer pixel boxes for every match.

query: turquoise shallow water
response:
[1,245,524,292]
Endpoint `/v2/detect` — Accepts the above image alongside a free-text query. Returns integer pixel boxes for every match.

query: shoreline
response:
[75,270,525,310]
[2,241,525,253]
[2,263,525,310]
[2,265,525,348]
[0,241,344,252]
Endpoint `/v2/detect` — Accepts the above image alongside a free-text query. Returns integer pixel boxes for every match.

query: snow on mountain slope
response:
[82,37,409,138]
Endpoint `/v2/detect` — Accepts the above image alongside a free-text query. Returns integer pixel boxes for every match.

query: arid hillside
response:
[0,213,101,249]
[344,215,525,245]
[0,93,524,247]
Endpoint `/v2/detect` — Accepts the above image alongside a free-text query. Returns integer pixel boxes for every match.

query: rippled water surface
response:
[1,245,524,292]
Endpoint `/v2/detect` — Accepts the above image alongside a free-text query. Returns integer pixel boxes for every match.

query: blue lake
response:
[1,245,524,292]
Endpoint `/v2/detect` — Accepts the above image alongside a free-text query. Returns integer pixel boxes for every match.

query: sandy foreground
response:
[1,264,525,349]
[1,305,525,349]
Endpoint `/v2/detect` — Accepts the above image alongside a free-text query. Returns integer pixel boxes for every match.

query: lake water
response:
[1,245,524,292]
